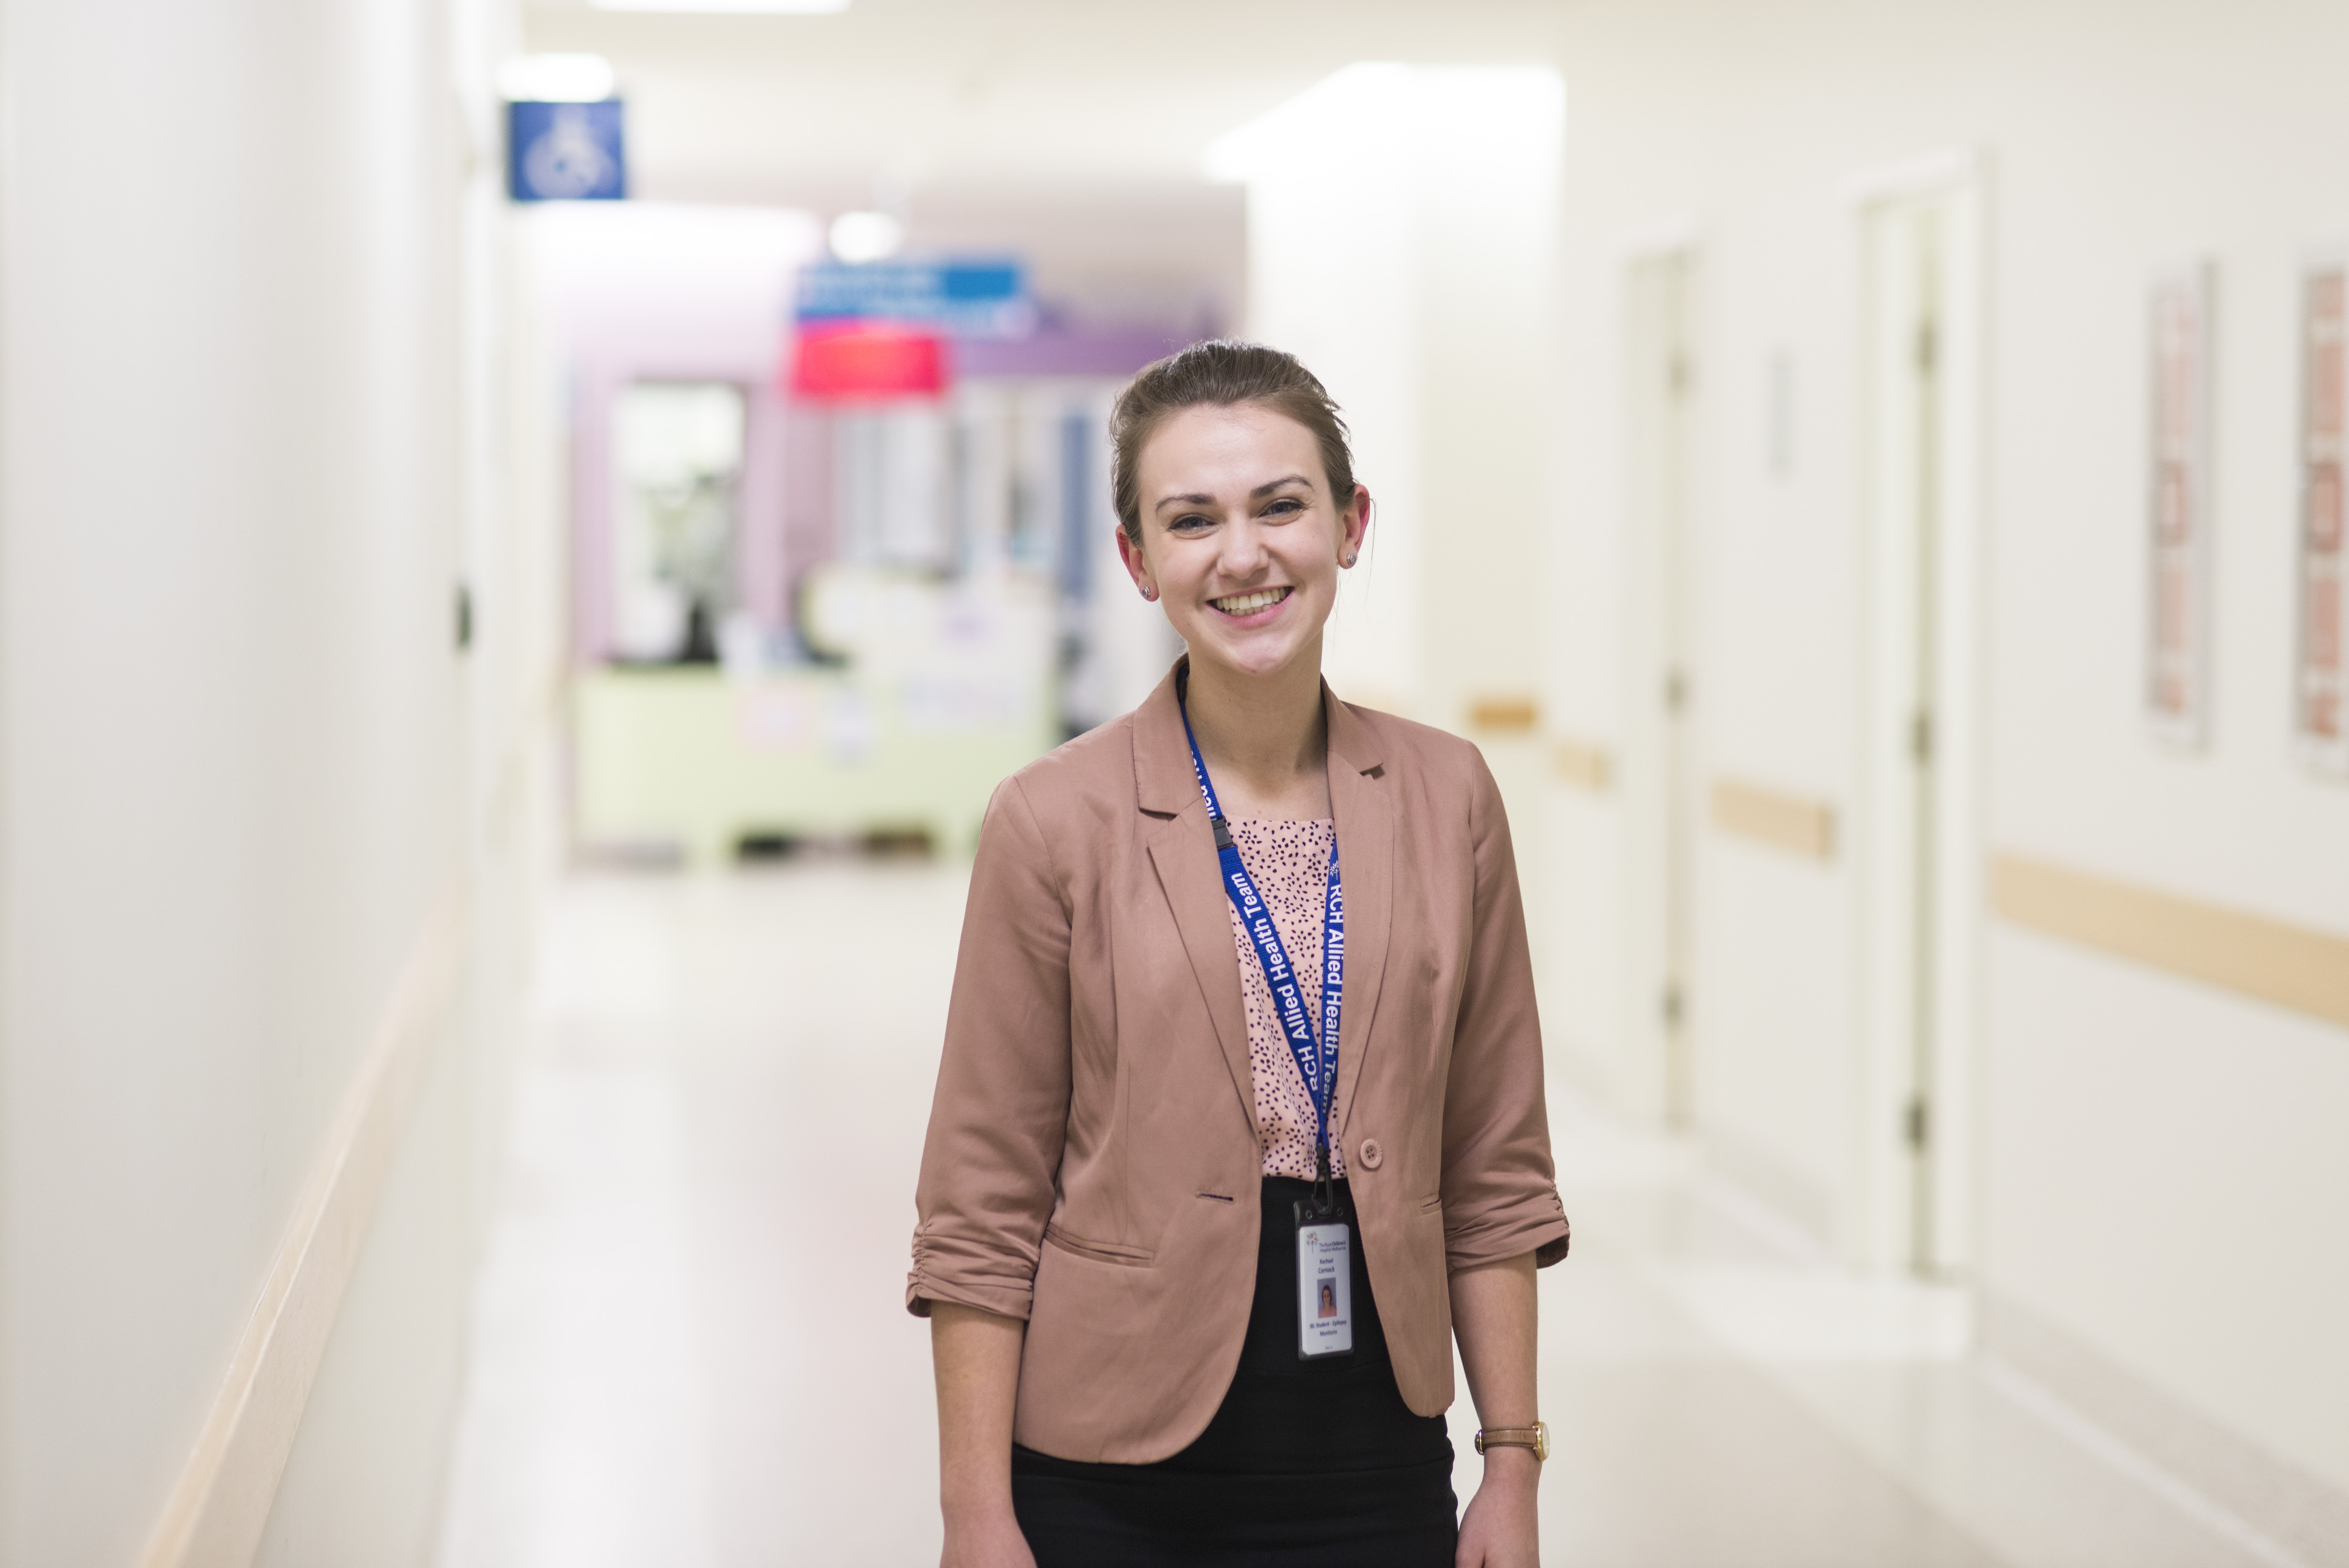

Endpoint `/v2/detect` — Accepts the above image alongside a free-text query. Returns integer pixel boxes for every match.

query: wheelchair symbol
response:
[521,106,615,200]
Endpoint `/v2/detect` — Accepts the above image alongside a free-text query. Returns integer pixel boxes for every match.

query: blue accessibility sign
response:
[507,100,627,203]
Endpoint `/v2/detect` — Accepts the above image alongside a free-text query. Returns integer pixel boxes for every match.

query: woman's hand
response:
[1455,1448,1542,1566]
[940,1505,1039,1568]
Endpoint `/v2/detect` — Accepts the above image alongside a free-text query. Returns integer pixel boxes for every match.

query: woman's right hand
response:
[941,1508,1039,1568]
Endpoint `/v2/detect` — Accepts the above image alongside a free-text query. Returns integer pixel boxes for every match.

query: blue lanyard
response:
[1178,691,1345,1175]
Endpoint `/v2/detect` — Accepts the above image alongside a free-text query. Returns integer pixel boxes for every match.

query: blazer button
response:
[1358,1138,1384,1170]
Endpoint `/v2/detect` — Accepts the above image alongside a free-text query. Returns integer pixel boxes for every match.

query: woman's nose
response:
[1217,518,1269,578]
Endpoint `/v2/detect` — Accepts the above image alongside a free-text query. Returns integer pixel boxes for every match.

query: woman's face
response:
[1116,402,1370,687]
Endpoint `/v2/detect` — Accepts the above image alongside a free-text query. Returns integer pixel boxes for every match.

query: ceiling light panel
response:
[499,53,617,102]
[587,0,852,13]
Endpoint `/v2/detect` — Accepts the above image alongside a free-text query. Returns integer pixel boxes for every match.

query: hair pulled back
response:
[1108,339,1357,547]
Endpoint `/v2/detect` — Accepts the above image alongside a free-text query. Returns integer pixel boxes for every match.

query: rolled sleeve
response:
[906,776,1073,1319]
[1439,752,1573,1274]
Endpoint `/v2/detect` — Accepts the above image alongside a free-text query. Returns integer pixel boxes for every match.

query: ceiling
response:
[524,1,1570,199]
[522,0,1572,326]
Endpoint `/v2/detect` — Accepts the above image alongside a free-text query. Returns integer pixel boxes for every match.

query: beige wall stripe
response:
[1993,854,2349,1030]
[136,881,470,1568]
[1710,778,1837,859]
[1553,739,1613,792]
[1468,694,1542,732]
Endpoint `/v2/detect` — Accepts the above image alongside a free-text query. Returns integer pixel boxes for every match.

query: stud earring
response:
[1141,584,1158,601]
[1342,552,1357,567]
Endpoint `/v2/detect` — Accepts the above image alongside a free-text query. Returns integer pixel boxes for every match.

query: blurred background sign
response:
[788,322,949,399]
[507,99,627,201]
[795,258,1033,338]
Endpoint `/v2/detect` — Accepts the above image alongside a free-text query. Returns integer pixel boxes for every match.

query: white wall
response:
[1547,0,2349,1499]
[0,0,542,1562]
[1220,64,1564,728]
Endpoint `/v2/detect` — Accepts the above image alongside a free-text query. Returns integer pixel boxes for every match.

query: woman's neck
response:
[1183,644,1330,820]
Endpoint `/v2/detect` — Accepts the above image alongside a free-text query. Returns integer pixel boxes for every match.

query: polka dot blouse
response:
[1223,818,1348,1183]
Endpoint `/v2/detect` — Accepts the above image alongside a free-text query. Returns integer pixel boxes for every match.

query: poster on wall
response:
[2297,255,2348,773]
[2146,261,2213,748]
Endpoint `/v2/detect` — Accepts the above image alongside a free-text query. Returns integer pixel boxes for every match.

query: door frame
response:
[1620,231,1704,1129]
[1852,153,1987,1277]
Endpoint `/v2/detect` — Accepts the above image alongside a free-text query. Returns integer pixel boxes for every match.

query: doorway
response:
[1859,177,1981,1276]
[610,380,748,665]
[1624,248,1698,1127]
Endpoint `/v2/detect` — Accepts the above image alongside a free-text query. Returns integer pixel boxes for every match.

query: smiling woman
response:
[911,341,1570,1568]
[1109,373,1367,819]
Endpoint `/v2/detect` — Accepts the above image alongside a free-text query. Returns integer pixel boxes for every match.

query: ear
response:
[1114,523,1155,598]
[1339,484,1372,563]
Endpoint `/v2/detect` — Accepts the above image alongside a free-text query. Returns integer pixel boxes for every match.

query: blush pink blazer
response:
[908,661,1570,1464]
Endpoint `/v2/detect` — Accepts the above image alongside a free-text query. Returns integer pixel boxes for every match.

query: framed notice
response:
[2147,262,2213,747]
[2297,255,2349,773]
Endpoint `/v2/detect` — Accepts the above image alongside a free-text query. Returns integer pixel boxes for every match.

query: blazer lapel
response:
[1146,816,1258,1136]
[1134,659,1259,1135]
[1325,687,1392,1142]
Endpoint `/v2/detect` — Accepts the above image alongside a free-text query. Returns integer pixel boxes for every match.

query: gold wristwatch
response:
[1474,1421,1549,1461]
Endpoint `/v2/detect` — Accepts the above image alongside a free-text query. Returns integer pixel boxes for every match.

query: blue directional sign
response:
[796,259,1031,338]
[507,100,626,203]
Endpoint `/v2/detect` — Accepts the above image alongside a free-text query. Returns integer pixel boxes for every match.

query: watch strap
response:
[1473,1421,1549,1461]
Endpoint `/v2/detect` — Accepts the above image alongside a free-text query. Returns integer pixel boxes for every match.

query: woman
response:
[909,341,1570,1567]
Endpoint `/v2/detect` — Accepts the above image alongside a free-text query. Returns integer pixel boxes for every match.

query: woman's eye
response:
[1263,498,1304,519]
[1170,514,1213,533]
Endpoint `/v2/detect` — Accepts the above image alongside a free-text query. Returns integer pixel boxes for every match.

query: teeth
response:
[1213,588,1290,614]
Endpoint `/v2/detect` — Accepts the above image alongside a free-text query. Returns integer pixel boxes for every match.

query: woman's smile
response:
[1210,586,1294,623]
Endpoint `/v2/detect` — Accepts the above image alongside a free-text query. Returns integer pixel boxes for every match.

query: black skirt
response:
[1011,1177,1457,1567]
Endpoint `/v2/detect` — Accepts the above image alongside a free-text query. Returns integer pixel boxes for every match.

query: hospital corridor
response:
[437,865,2317,1568]
[1,2,2345,1566]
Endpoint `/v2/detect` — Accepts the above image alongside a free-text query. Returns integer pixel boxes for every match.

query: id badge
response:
[1294,1204,1354,1360]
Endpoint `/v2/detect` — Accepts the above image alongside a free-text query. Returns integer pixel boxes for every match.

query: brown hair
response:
[1108,339,1357,546]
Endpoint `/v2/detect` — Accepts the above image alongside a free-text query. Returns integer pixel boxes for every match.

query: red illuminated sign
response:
[786,322,948,400]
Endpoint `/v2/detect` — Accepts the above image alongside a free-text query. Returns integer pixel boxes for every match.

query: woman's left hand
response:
[1455,1449,1542,1566]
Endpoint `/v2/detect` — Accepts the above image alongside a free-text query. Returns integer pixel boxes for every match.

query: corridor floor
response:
[433,864,2293,1568]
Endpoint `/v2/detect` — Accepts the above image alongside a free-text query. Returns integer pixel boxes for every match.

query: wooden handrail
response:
[136,882,469,1568]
